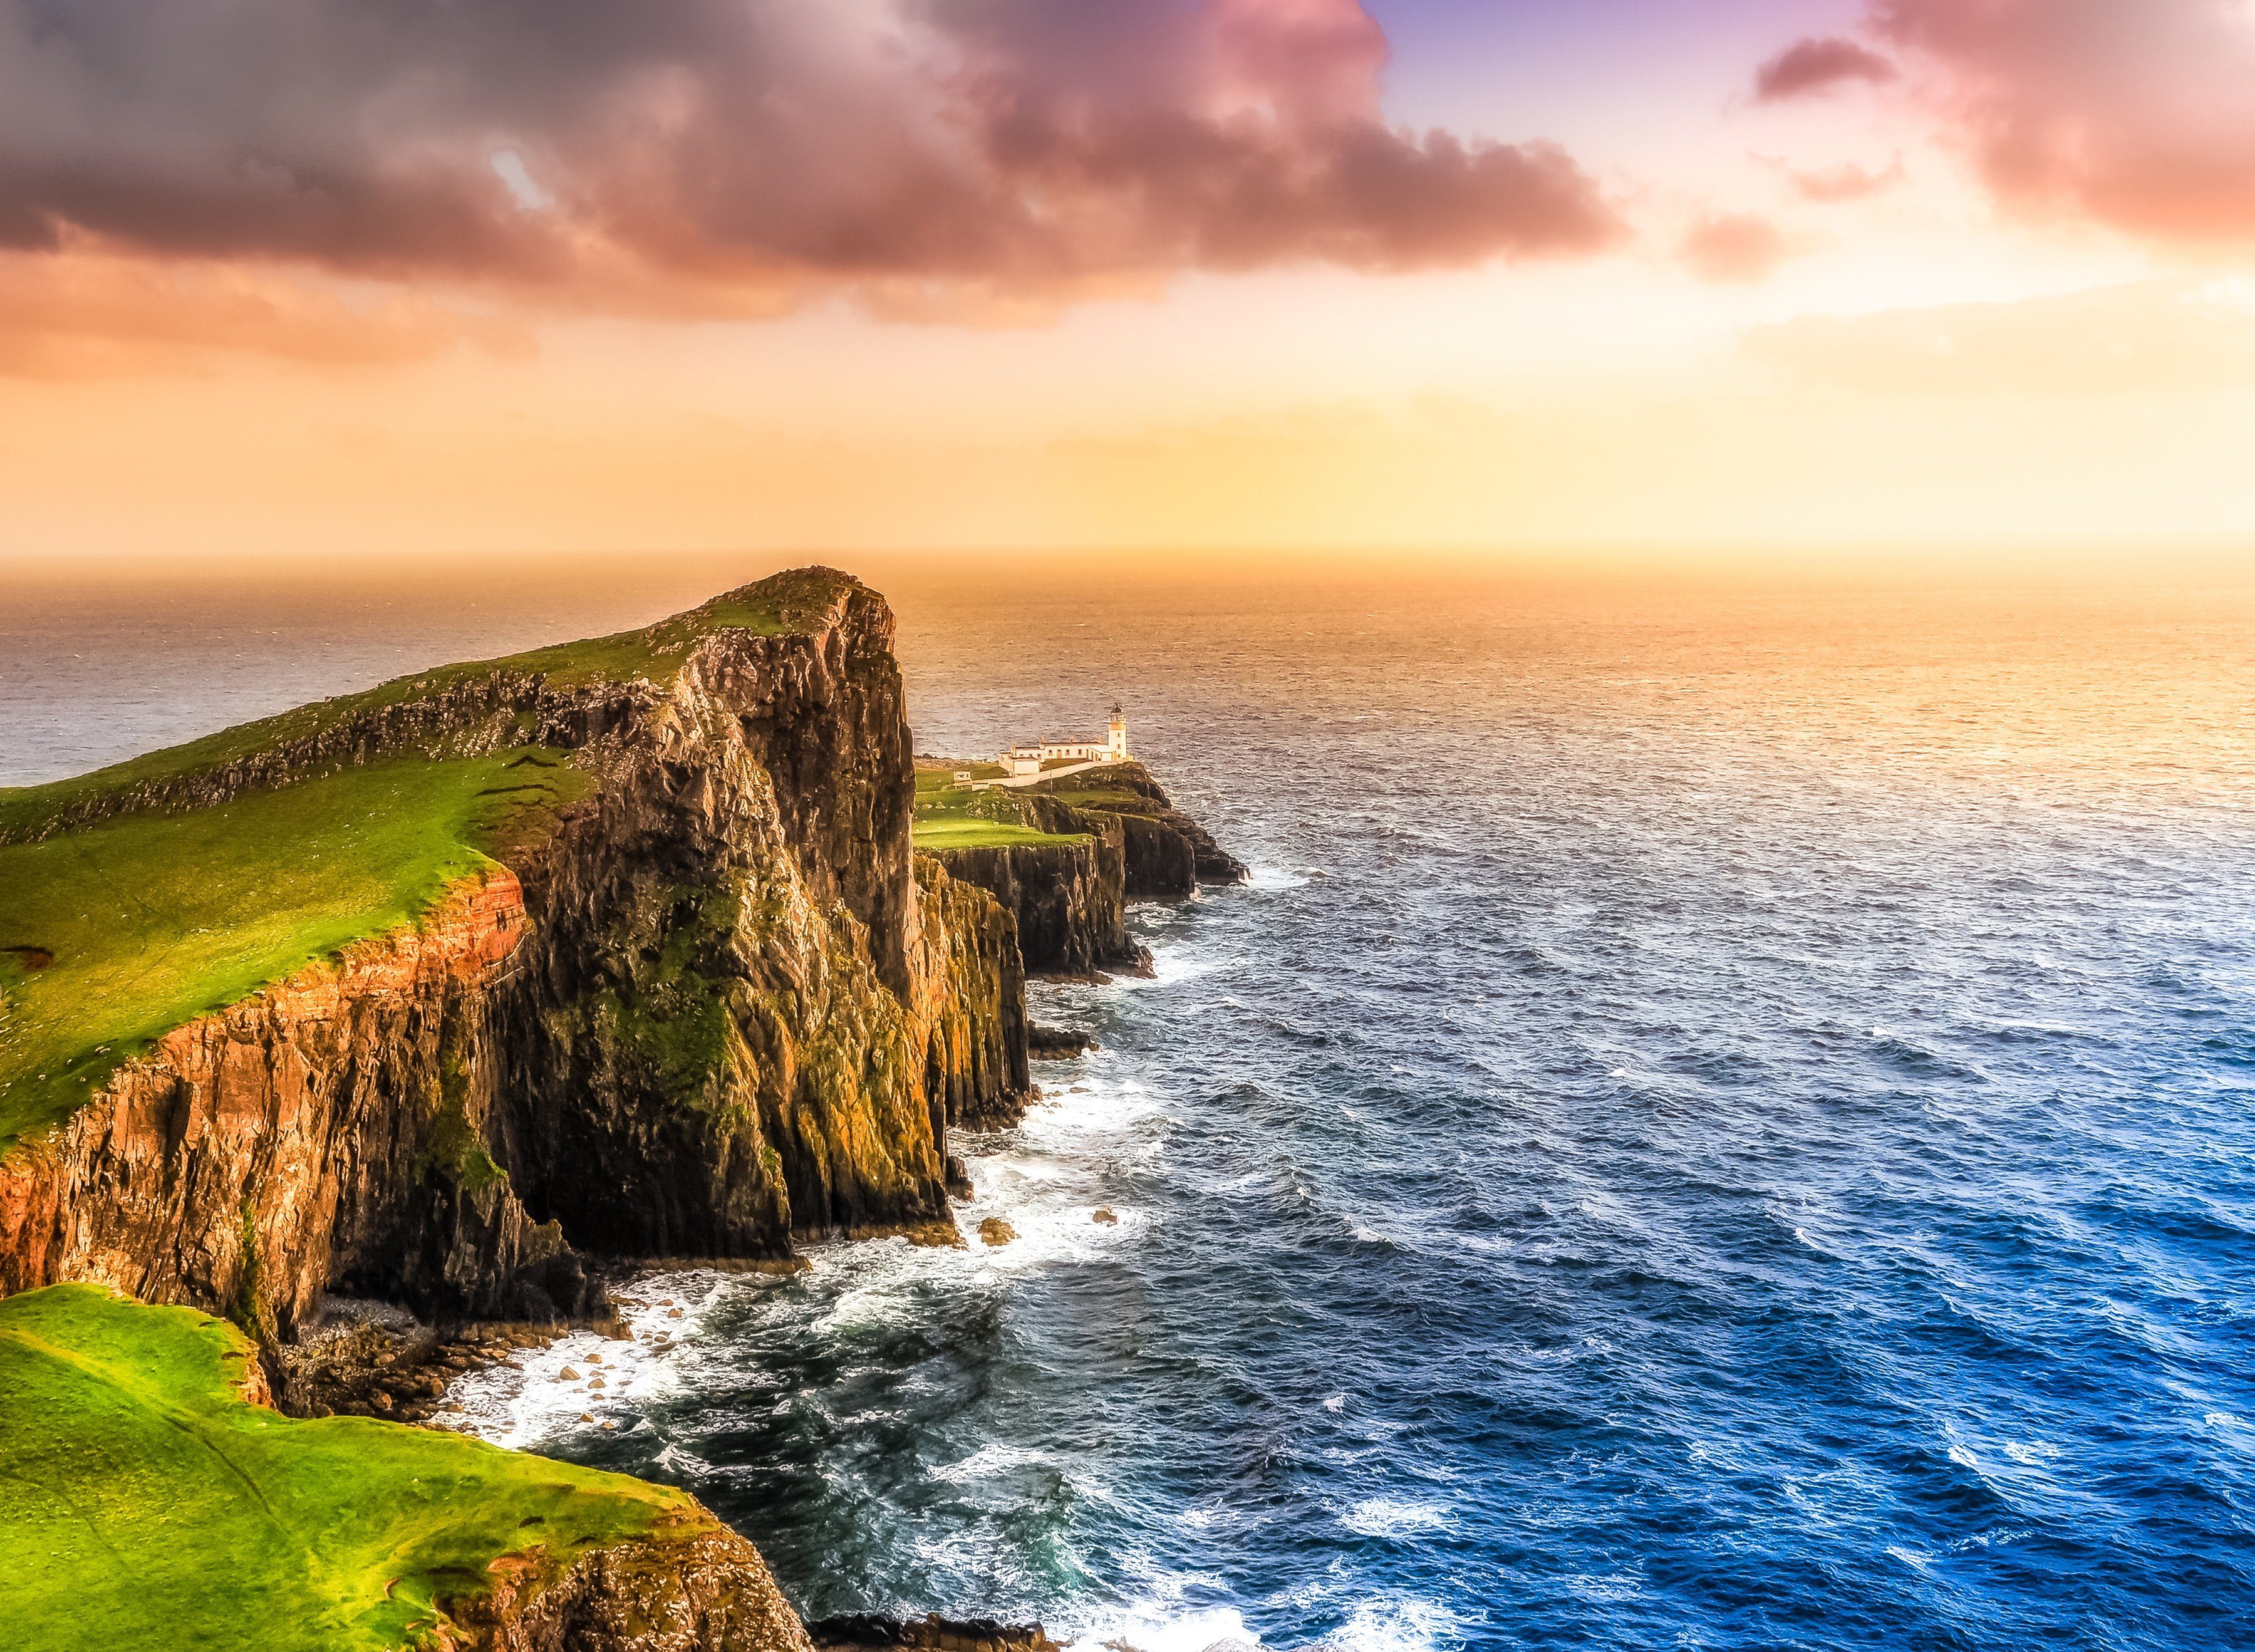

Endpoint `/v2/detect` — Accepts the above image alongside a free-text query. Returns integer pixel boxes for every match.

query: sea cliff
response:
[911,762,1246,977]
[1,571,1013,1336]
[0,569,1236,1650]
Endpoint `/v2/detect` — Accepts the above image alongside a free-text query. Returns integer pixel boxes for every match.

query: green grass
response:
[0,568,853,846]
[913,763,1005,790]
[910,771,1084,851]
[0,751,589,1155]
[0,1285,692,1652]
[909,818,1084,850]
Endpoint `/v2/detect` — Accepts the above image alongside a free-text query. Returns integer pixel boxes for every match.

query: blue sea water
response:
[9,565,2255,1649]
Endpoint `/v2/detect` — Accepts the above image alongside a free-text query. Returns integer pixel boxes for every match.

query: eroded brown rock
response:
[455,1518,816,1652]
[807,1613,1060,1651]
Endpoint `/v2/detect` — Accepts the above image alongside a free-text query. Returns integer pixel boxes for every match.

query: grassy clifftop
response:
[0,1284,693,1652]
[0,569,858,1157]
[910,764,1087,850]
[0,568,854,848]
[0,752,586,1155]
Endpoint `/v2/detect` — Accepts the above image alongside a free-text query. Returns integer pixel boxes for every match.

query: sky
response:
[4,0,2255,571]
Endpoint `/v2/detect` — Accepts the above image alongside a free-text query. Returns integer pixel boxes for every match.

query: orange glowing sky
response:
[5,0,2255,569]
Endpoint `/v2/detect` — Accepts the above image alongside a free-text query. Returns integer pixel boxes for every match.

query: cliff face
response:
[0,870,589,1336]
[925,831,1138,979]
[911,856,1031,1129]
[1024,767,1249,891]
[490,613,960,1260]
[0,572,1024,1334]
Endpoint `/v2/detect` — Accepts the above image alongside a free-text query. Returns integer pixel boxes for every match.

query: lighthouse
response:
[1107,704,1129,762]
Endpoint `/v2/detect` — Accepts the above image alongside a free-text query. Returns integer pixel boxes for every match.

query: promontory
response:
[0,568,1240,1651]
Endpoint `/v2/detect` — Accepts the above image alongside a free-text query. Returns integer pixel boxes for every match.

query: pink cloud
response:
[0,0,1620,328]
[1871,0,2255,244]
[1681,213,1795,283]
[1753,36,1899,101]
[0,244,534,378]
[1787,158,1907,204]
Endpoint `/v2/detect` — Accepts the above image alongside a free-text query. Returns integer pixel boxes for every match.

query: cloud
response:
[0,0,1620,328]
[1743,278,2255,393]
[1681,213,1795,283]
[1786,158,1907,204]
[1753,36,1899,101]
[0,246,532,378]
[1869,0,2255,245]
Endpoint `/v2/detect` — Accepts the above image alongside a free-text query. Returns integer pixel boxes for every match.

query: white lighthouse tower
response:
[1106,704,1129,762]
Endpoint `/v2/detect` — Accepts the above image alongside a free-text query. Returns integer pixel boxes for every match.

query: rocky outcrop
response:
[809,1614,1059,1651]
[925,829,1146,979]
[0,571,1027,1336]
[1026,1025,1094,1059]
[459,1519,815,1652]
[279,1306,574,1422]
[1025,766,1248,890]
[926,762,1243,976]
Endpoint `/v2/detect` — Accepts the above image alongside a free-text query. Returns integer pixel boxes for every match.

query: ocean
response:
[8,561,2255,1650]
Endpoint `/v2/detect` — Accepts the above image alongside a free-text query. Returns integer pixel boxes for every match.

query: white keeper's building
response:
[999,707,1129,777]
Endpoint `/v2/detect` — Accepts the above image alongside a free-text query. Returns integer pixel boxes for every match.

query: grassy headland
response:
[910,818,1085,850]
[0,1284,691,1652]
[0,752,588,1155]
[1025,770,1166,816]
[0,568,853,1156]
[0,568,844,846]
